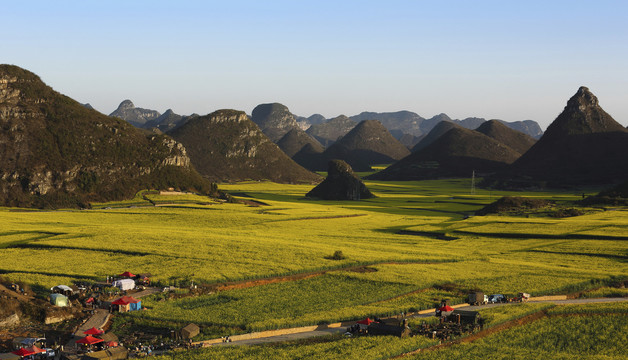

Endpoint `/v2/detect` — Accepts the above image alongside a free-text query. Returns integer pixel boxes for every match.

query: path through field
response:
[208,297,628,347]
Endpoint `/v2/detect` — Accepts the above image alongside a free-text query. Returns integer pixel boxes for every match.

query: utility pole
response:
[470,170,475,195]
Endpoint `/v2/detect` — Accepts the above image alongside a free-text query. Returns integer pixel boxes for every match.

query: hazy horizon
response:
[3,0,627,130]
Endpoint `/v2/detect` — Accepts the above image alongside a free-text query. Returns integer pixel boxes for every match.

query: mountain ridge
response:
[0,65,215,208]
[168,109,321,183]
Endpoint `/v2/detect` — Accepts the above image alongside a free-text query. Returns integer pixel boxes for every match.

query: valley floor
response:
[0,179,626,358]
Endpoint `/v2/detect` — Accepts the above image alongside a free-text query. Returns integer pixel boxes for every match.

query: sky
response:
[2,0,627,129]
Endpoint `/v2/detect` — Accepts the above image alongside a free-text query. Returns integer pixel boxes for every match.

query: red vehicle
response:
[513,292,530,302]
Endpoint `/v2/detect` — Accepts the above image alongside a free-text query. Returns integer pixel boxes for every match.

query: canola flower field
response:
[0,179,626,334]
[150,302,628,360]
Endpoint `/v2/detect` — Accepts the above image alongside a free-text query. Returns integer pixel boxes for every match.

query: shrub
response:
[326,251,346,260]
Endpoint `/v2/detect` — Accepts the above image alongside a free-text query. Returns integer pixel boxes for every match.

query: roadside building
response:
[111,296,141,312]
[180,323,200,339]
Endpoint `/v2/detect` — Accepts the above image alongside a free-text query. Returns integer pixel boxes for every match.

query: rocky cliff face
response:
[251,103,300,142]
[0,65,214,208]
[110,99,161,127]
[296,114,326,130]
[168,109,321,183]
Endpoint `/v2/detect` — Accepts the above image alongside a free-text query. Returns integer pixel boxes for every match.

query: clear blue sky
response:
[3,0,627,129]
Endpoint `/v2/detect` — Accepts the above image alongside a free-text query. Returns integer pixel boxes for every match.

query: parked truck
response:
[467,291,488,305]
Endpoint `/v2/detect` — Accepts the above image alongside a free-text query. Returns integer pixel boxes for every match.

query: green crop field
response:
[0,179,626,341]
[409,303,628,360]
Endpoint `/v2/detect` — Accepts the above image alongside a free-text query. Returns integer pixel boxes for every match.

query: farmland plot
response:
[0,179,626,337]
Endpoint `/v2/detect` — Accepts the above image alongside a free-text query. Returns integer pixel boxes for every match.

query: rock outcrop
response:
[296,113,327,130]
[0,65,215,208]
[168,110,321,183]
[110,100,161,127]
[306,160,373,200]
[251,103,300,142]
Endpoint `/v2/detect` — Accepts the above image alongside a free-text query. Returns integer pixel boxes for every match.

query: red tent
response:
[12,347,35,356]
[438,305,455,312]
[76,335,104,345]
[85,297,94,304]
[119,271,135,278]
[357,318,374,325]
[83,327,104,335]
[25,346,46,354]
[105,341,119,347]
[111,295,140,306]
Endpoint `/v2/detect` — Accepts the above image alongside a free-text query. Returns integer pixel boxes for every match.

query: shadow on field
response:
[452,230,628,241]
[9,243,156,257]
[0,268,100,281]
[526,249,628,262]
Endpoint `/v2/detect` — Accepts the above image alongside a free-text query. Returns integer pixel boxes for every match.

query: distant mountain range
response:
[7,64,627,211]
[109,101,544,147]
[0,65,215,208]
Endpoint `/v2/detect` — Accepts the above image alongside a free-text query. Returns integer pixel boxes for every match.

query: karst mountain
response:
[0,65,214,208]
[491,86,628,187]
[367,126,520,180]
[168,110,320,183]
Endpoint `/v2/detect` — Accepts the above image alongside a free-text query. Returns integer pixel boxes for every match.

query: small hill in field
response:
[0,65,215,208]
[276,128,324,157]
[168,110,320,183]
[321,120,411,171]
[250,103,300,142]
[306,160,374,200]
[490,86,628,188]
[475,120,537,155]
[367,127,520,180]
[476,196,552,215]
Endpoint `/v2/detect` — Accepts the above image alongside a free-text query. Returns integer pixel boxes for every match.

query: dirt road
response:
[209,297,628,347]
